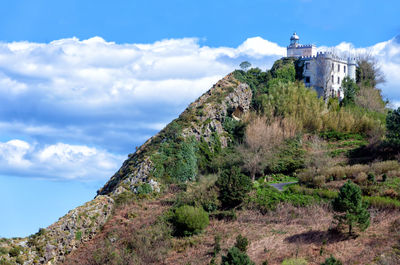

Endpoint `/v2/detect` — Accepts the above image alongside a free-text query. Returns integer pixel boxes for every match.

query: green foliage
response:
[221,247,255,265]
[267,137,305,174]
[321,255,343,265]
[332,181,370,235]
[382,173,388,182]
[251,184,316,213]
[320,131,364,141]
[136,183,153,195]
[172,205,209,236]
[281,258,308,265]
[152,137,198,183]
[341,76,359,106]
[223,117,246,144]
[234,234,249,252]
[8,246,22,257]
[386,107,400,148]
[367,172,376,183]
[174,174,220,212]
[239,61,252,71]
[269,58,296,83]
[197,133,222,174]
[216,166,252,209]
[75,230,82,241]
[363,196,400,210]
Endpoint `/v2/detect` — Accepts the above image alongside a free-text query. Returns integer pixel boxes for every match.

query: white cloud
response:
[0,139,124,181]
[0,35,399,181]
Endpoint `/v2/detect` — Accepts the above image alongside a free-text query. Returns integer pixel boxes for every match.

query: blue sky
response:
[0,0,399,238]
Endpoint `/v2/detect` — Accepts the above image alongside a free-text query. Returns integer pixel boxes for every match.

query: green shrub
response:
[281,258,308,265]
[367,172,376,183]
[382,173,388,182]
[136,183,153,195]
[363,196,400,209]
[216,167,252,209]
[8,246,22,257]
[251,184,316,213]
[386,107,400,148]
[332,181,370,235]
[151,137,198,183]
[75,230,82,241]
[221,247,255,265]
[172,205,209,236]
[321,255,343,265]
[234,234,249,252]
[175,175,220,212]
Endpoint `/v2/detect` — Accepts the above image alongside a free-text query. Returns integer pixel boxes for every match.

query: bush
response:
[216,167,252,209]
[281,258,308,265]
[321,255,343,265]
[382,173,388,182]
[234,234,249,252]
[367,172,376,183]
[363,196,400,210]
[136,183,153,195]
[8,246,22,257]
[332,181,370,235]
[172,205,209,236]
[386,107,400,148]
[221,247,255,265]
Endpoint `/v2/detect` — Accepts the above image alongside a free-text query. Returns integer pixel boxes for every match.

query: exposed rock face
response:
[0,195,114,264]
[97,73,252,196]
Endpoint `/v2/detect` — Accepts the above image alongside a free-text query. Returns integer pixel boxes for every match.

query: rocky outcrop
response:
[0,195,114,264]
[97,73,252,196]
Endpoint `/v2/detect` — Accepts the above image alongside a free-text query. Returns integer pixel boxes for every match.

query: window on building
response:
[332,75,334,83]
[344,65,346,73]
[337,77,340,84]
[338,64,340,72]
[332,63,334,70]
[305,62,309,69]
[305,76,310,83]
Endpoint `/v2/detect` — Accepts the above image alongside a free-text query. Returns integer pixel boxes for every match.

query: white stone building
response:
[287,33,356,100]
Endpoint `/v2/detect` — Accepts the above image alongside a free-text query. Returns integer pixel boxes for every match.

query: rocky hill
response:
[1,57,400,265]
[97,73,252,196]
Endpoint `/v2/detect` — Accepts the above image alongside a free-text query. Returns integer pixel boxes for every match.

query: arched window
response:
[337,76,340,84]
[344,65,346,73]
[338,64,340,72]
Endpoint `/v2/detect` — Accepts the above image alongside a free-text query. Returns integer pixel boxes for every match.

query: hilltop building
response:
[287,32,356,100]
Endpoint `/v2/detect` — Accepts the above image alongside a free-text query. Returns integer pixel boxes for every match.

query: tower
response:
[290,32,300,47]
[347,57,357,81]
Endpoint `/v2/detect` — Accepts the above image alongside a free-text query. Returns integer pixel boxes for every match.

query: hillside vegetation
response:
[1,57,400,265]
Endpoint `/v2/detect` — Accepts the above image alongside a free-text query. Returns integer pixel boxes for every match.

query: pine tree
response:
[332,181,370,235]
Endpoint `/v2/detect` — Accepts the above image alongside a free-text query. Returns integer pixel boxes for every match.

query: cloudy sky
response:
[1,0,399,237]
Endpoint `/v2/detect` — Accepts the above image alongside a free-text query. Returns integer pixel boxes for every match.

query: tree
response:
[332,181,370,235]
[239,61,252,71]
[216,166,252,209]
[221,247,255,265]
[239,116,296,180]
[341,76,359,106]
[356,55,385,88]
[386,107,400,148]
